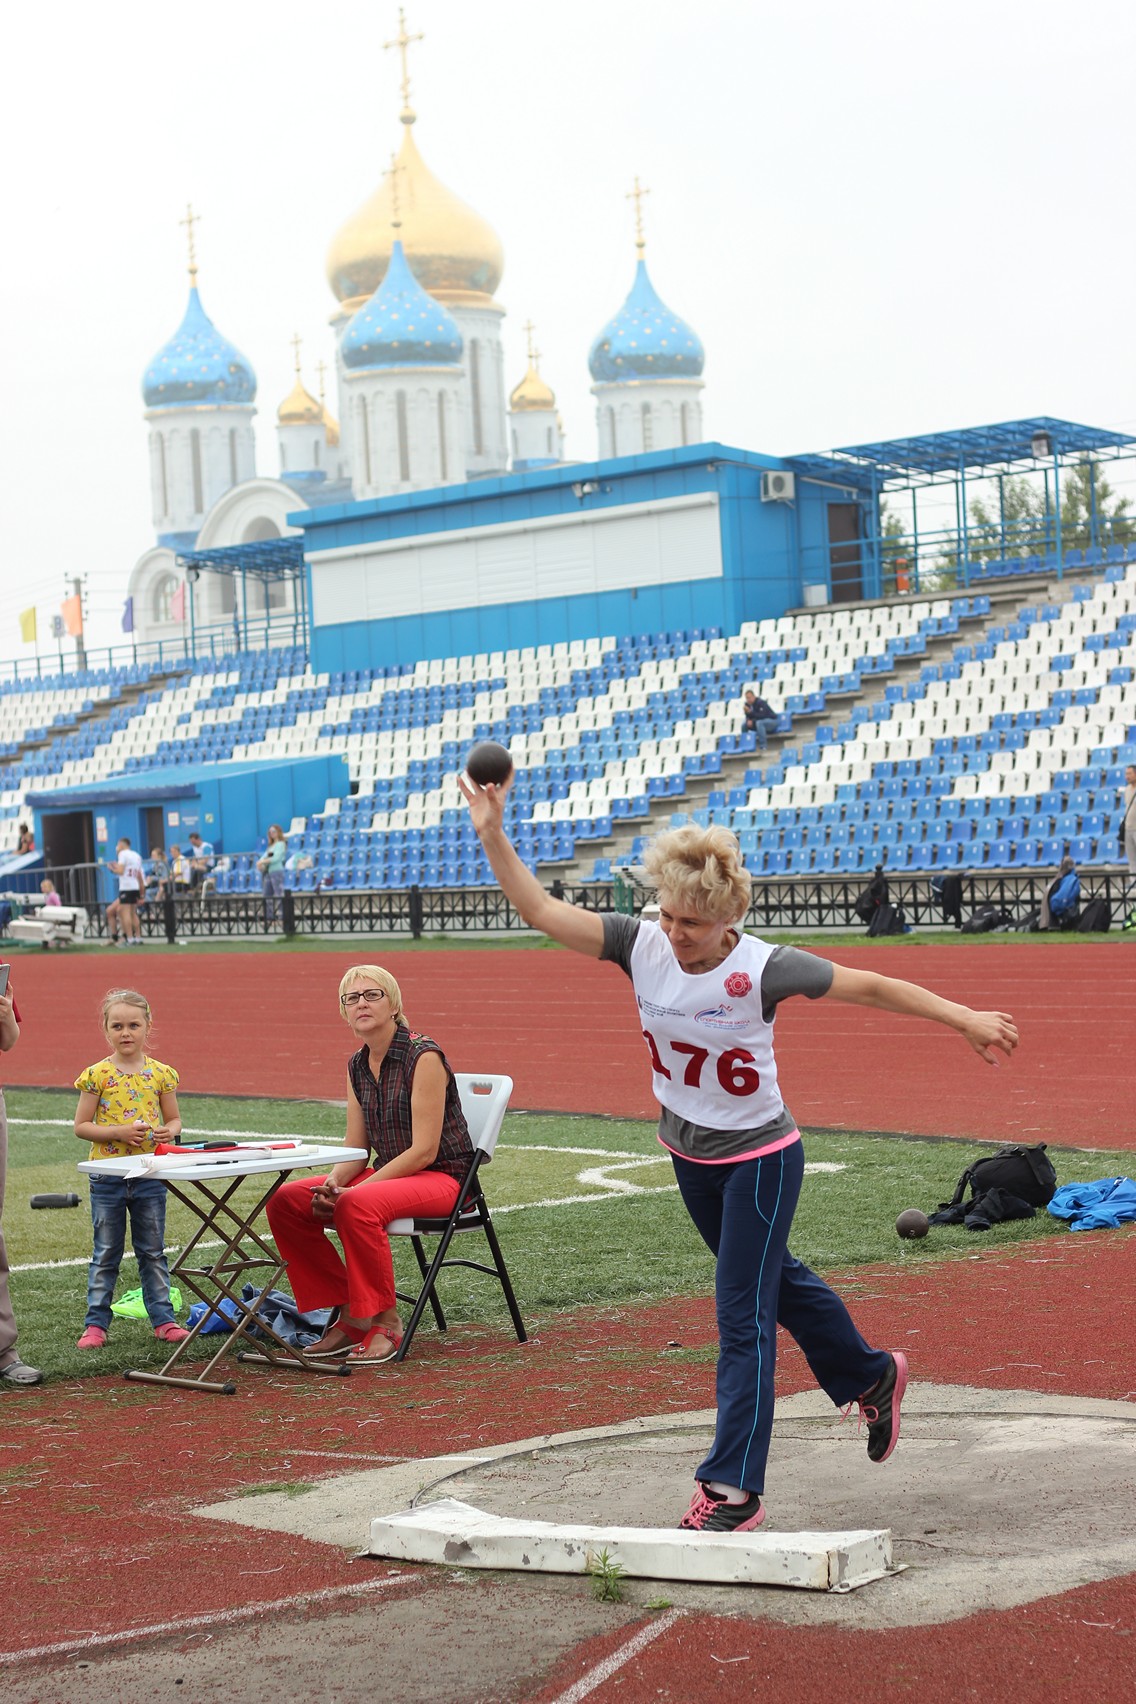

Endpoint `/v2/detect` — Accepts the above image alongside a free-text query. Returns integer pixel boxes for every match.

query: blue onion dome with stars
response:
[142,286,257,408]
[340,239,463,370]
[588,259,704,383]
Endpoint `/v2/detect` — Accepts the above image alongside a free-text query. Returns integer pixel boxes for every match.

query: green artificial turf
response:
[2,1087,1127,1387]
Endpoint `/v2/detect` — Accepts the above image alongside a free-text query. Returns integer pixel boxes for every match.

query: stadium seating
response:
[3,566,1135,891]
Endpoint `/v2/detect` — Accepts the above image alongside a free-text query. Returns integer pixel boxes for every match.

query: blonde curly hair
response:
[641,825,752,924]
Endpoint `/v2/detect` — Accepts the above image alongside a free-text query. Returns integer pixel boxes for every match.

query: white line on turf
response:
[546,1609,683,1704]
[0,1574,417,1667]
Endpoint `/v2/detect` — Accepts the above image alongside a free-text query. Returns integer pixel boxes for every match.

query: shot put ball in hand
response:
[895,1208,929,1240]
[465,741,514,789]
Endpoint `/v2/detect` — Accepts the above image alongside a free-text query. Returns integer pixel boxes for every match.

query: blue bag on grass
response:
[186,1296,242,1335]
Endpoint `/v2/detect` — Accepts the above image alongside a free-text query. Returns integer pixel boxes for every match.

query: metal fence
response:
[9,866,1130,944]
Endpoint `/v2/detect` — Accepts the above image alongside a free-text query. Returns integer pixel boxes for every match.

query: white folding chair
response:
[388,1073,526,1362]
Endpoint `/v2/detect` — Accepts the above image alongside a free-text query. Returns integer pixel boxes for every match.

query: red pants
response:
[267,1169,462,1320]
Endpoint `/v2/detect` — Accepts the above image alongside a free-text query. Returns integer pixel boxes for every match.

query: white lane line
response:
[546,1609,683,1704]
[0,1574,417,1667]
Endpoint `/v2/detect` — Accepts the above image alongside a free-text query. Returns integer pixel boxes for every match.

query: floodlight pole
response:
[958,458,970,587]
[1089,460,1099,552]
[1052,440,1063,579]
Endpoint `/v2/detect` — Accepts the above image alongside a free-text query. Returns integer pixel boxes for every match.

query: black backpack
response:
[855,867,889,924]
[1078,898,1112,933]
[867,900,906,937]
[930,1143,1058,1229]
[960,904,1011,934]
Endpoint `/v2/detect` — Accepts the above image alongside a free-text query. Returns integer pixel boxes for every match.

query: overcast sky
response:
[4,0,1135,658]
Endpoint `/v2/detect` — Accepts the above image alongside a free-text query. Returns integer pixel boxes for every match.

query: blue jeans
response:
[262,869,284,921]
[673,1143,889,1494]
[85,1174,176,1330]
[748,716,779,751]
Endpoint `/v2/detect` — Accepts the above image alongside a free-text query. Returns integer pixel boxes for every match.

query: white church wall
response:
[448,303,507,477]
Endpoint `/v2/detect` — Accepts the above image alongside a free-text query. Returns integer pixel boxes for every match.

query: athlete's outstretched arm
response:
[826,964,1018,1065]
[460,774,605,957]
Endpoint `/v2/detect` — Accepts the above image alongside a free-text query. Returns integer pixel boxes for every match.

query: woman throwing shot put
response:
[461,784,1018,1532]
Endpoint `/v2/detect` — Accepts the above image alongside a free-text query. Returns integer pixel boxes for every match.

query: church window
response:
[154,574,177,623]
[396,391,410,483]
[607,407,617,458]
[681,403,691,447]
[469,339,484,456]
[156,433,169,516]
[190,429,204,513]
[280,444,288,471]
[313,437,320,470]
[219,575,236,615]
[641,403,653,452]
[438,393,449,481]
[547,426,553,455]
[229,428,239,485]
[359,398,372,486]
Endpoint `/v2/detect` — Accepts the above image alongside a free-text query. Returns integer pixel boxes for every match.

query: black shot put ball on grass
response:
[895,1208,930,1239]
[465,741,514,787]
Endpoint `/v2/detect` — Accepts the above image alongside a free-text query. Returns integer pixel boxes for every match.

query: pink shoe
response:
[679,1483,765,1533]
[154,1322,190,1344]
[77,1326,108,1350]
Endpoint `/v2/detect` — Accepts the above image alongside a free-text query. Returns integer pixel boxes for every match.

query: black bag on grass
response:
[1078,898,1112,932]
[960,904,1011,934]
[867,900,906,937]
[929,1143,1058,1230]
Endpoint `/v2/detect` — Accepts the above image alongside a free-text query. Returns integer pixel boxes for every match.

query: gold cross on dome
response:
[626,176,650,255]
[384,6,424,118]
[179,202,200,280]
[523,319,537,364]
[316,359,327,401]
[290,331,303,375]
[387,151,405,228]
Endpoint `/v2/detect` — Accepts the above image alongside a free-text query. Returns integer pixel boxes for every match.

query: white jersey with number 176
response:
[629,924,783,1132]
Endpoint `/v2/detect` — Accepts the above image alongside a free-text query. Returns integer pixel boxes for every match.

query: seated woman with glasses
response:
[266,964,473,1363]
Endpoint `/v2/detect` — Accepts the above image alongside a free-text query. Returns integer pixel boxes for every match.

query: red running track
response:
[5,943,1132,1147]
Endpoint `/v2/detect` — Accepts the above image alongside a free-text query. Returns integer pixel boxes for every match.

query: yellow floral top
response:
[75,1057,180,1160]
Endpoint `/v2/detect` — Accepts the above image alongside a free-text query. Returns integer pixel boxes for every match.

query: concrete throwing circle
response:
[420,1383,1136,1628]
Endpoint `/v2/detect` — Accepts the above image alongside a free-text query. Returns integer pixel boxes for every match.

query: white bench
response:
[8,905,90,948]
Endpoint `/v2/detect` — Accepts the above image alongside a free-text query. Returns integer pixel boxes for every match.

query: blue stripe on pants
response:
[673,1143,890,1495]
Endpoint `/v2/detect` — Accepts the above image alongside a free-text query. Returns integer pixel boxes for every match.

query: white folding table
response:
[78,1143,367,1395]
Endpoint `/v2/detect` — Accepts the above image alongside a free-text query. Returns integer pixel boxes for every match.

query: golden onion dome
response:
[509,361,555,413]
[326,125,504,314]
[277,374,323,425]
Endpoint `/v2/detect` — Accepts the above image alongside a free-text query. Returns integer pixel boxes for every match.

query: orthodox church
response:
[127,13,707,649]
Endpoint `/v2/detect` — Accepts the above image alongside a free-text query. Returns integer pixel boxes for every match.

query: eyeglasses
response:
[341,989,387,1007]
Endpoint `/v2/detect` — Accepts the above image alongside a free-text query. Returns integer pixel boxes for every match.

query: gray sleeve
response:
[600,913,641,977]
[761,946,834,1020]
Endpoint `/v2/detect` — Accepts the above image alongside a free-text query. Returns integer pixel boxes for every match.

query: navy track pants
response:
[673,1141,891,1495]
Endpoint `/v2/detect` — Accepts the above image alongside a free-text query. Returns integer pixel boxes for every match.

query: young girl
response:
[74,989,189,1350]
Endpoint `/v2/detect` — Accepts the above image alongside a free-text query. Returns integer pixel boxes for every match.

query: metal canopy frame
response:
[175,537,308,654]
[786,416,1136,595]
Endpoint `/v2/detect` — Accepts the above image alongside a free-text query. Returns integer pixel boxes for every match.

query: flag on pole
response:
[121,596,134,634]
[170,582,186,622]
[61,593,84,637]
[19,608,37,644]
[50,614,65,639]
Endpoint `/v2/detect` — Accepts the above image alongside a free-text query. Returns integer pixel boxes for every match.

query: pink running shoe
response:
[855,1351,909,1463]
[76,1326,107,1350]
[679,1483,765,1533]
[154,1323,191,1344]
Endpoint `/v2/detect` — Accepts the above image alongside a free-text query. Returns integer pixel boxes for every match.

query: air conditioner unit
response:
[760,470,796,503]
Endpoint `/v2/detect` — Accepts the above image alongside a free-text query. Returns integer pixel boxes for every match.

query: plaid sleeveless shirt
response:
[348,1025,472,1182]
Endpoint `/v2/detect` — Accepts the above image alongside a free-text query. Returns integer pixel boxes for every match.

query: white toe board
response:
[368,1497,894,1592]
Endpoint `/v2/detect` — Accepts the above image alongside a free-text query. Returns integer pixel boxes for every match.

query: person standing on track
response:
[461,789,1019,1532]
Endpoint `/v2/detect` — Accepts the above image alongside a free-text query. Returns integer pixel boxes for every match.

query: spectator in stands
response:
[1123,763,1136,876]
[15,823,34,855]
[145,848,170,905]
[168,846,192,896]
[1039,855,1080,932]
[105,838,144,948]
[742,689,779,751]
[258,824,288,922]
[186,831,214,890]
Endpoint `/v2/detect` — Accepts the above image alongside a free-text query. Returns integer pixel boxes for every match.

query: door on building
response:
[40,812,96,904]
[143,806,166,858]
[827,503,864,603]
